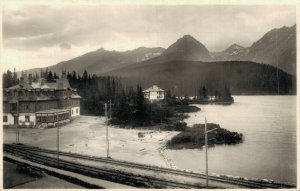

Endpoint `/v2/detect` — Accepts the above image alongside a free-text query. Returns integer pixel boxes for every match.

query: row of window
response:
[3,109,77,123]
[5,90,78,98]
[71,108,79,115]
[3,115,31,123]
[10,102,58,112]
[36,113,70,123]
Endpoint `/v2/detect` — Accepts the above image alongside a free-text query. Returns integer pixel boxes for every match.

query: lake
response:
[164,96,296,184]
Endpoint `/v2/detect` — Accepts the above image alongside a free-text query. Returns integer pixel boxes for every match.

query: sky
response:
[2,1,297,72]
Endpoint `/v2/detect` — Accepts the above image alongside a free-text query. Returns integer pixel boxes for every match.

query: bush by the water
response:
[166,123,243,149]
[163,121,188,131]
[169,105,201,113]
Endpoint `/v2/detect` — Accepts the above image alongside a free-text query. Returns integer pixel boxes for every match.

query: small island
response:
[166,123,243,149]
[188,85,234,105]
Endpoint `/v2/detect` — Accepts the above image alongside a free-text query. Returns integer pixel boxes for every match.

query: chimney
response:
[58,69,71,89]
[61,70,67,79]
[41,78,45,86]
[20,72,28,85]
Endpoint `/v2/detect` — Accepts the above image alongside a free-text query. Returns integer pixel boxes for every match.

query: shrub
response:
[166,123,243,149]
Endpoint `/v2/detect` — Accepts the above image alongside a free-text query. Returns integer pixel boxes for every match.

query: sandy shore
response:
[4,115,179,168]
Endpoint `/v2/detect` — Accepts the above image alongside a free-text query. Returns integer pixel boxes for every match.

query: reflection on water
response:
[165,96,296,184]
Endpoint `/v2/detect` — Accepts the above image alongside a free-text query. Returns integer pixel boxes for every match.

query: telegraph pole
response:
[204,117,218,188]
[57,121,59,161]
[109,100,112,119]
[16,99,19,143]
[105,103,110,158]
[205,117,208,187]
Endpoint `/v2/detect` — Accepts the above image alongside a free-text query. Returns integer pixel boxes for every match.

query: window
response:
[11,103,17,111]
[3,116,8,122]
[72,110,73,115]
[25,116,30,122]
[41,116,46,123]
[76,109,79,114]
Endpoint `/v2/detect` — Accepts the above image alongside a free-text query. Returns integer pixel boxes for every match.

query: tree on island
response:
[166,123,243,149]
[196,84,233,103]
[221,85,233,102]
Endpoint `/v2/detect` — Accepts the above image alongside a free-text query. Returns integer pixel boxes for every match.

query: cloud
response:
[59,42,72,50]
[3,6,70,39]
[2,3,296,71]
[3,4,296,52]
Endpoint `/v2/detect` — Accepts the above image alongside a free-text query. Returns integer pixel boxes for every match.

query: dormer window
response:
[42,90,48,96]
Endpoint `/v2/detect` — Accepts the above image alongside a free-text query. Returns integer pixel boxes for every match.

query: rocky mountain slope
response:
[211,25,296,75]
[23,47,165,75]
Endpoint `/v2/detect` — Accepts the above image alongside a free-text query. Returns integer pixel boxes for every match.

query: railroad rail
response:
[4,144,204,188]
[4,143,295,189]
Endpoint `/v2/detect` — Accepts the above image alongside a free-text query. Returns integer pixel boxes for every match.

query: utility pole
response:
[205,117,208,187]
[16,99,19,143]
[109,100,112,119]
[105,103,110,158]
[57,121,59,161]
[204,117,218,188]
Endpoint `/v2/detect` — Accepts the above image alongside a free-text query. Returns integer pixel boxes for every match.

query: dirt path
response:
[157,132,178,169]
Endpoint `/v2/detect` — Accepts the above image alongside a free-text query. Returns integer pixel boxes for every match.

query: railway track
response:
[4,144,203,188]
[4,143,294,189]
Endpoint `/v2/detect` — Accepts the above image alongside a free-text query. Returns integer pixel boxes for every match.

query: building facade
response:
[3,72,81,128]
[143,85,165,102]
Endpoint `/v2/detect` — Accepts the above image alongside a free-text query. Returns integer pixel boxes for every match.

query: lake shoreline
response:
[169,96,296,184]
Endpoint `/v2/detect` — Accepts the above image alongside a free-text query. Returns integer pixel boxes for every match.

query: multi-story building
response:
[143,85,165,102]
[3,72,81,128]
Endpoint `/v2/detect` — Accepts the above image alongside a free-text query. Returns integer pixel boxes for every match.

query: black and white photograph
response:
[1,0,298,189]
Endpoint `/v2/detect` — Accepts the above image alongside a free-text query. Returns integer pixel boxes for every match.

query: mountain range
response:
[211,25,296,75]
[42,46,165,75]
[24,25,296,75]
[23,24,296,95]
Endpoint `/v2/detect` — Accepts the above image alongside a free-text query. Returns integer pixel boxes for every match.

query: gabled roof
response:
[7,78,71,90]
[57,77,71,89]
[8,83,34,90]
[143,85,164,92]
[32,82,61,89]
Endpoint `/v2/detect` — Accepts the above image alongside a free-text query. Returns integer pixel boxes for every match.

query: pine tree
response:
[135,85,147,124]
[202,85,207,99]
[106,76,112,101]
[47,71,53,82]
[221,85,233,102]
[127,86,135,104]
[112,79,116,102]
[4,70,14,88]
[53,72,59,79]
[13,68,18,85]
[113,90,131,124]
[82,70,88,81]
[165,89,172,98]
